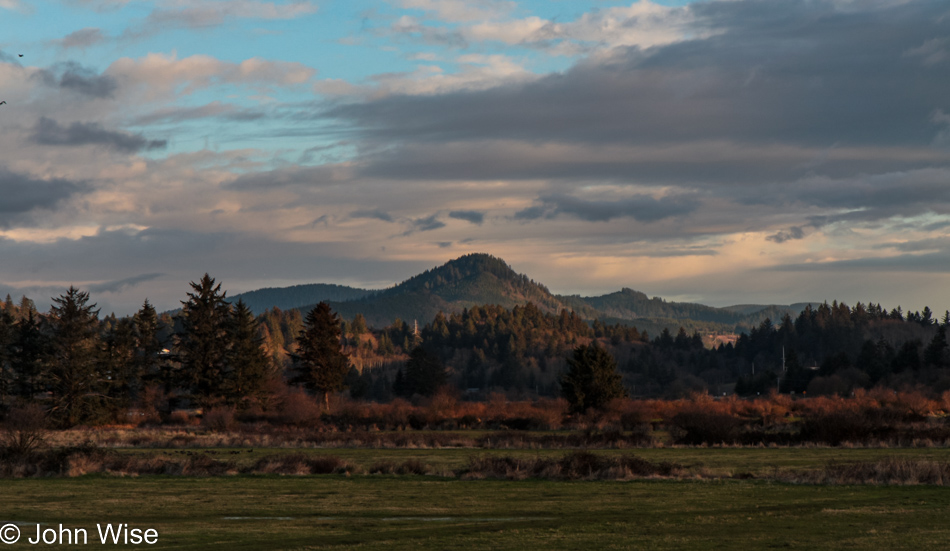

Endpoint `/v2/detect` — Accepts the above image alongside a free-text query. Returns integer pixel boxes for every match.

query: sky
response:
[1,0,949,316]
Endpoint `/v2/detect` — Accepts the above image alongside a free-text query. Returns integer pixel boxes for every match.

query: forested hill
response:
[321,254,599,327]
[235,253,811,331]
[231,283,371,314]
[575,289,813,332]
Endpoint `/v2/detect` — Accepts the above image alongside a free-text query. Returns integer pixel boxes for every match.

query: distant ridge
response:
[237,253,814,333]
[231,283,371,314]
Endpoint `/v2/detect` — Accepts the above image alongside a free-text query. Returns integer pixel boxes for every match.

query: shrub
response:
[396,459,429,475]
[799,411,874,445]
[277,390,322,426]
[1,404,48,457]
[202,406,236,431]
[670,410,741,445]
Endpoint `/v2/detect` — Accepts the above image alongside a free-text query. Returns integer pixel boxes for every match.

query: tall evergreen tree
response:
[0,308,14,406]
[924,326,949,369]
[292,302,350,410]
[178,274,232,406]
[10,310,48,400]
[560,343,627,413]
[47,287,105,426]
[103,317,138,414]
[224,300,271,408]
[133,300,164,384]
[403,345,446,397]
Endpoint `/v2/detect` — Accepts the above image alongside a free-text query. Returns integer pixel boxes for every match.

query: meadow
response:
[7,392,950,549]
[4,474,950,550]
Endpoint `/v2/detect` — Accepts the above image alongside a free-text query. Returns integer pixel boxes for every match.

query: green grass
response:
[3,476,950,549]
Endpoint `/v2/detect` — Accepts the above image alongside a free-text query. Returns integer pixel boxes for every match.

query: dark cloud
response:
[516,193,700,223]
[326,0,950,191]
[448,210,484,225]
[738,168,950,227]
[767,226,806,243]
[353,140,948,186]
[773,251,950,273]
[403,214,446,235]
[31,117,167,153]
[34,62,118,98]
[226,165,353,190]
[350,209,394,223]
[513,205,548,221]
[0,168,88,224]
[88,273,165,294]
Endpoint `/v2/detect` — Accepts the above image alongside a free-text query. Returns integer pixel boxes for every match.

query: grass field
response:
[3,475,950,549]
[7,440,950,549]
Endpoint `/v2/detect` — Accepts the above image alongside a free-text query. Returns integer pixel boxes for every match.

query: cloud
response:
[767,226,806,243]
[34,62,118,98]
[351,139,948,185]
[398,0,513,23]
[388,15,468,48]
[121,0,318,38]
[31,117,167,153]
[88,272,165,294]
[773,251,950,273]
[464,2,699,53]
[53,28,107,50]
[226,165,354,190]
[0,227,427,314]
[132,101,266,125]
[351,209,395,223]
[403,214,445,234]
[515,193,700,223]
[448,210,484,225]
[107,53,316,99]
[904,37,949,66]
[329,0,950,152]
[0,0,29,13]
[0,168,88,224]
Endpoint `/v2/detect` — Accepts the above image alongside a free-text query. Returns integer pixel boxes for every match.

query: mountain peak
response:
[388,253,524,294]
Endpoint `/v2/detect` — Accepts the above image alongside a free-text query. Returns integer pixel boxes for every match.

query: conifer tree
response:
[10,310,48,400]
[404,345,446,397]
[47,287,105,426]
[103,317,138,413]
[178,274,232,406]
[292,302,350,410]
[133,300,163,381]
[0,308,14,406]
[560,343,627,414]
[225,300,272,408]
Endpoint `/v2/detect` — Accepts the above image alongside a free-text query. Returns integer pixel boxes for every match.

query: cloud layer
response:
[2,0,950,315]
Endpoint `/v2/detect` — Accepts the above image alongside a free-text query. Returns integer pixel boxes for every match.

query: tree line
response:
[0,275,352,426]
[3,275,950,425]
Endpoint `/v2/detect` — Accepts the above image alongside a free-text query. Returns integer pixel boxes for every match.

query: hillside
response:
[239,253,812,332]
[321,254,598,327]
